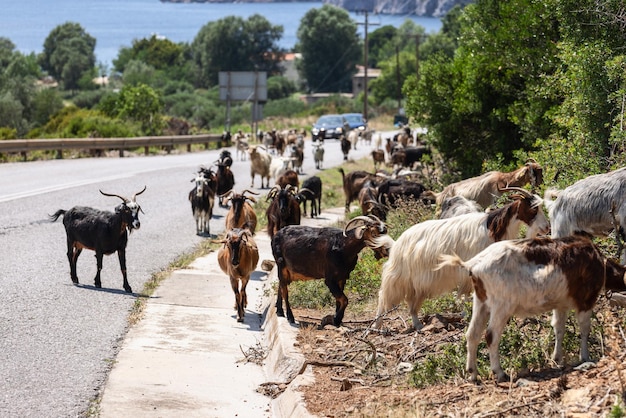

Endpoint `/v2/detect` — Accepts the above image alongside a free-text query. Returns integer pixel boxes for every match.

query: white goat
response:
[312,140,324,170]
[269,156,294,182]
[438,195,483,219]
[375,188,549,330]
[438,235,626,382]
[550,167,626,239]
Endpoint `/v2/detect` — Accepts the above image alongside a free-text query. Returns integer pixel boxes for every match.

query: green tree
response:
[405,0,562,175]
[370,50,416,105]
[296,5,361,93]
[368,25,397,68]
[122,59,158,87]
[99,83,164,135]
[0,48,41,135]
[191,14,284,88]
[267,75,296,100]
[32,88,63,127]
[115,35,185,72]
[39,22,96,90]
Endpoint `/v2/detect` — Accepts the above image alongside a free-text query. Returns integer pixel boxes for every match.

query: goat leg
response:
[68,245,81,284]
[118,249,133,293]
[325,278,348,327]
[275,289,285,318]
[94,252,103,289]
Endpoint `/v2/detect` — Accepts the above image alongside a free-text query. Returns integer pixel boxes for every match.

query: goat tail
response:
[49,209,66,222]
[435,253,466,271]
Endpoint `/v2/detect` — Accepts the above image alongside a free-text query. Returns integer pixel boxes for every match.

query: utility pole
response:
[357,10,378,121]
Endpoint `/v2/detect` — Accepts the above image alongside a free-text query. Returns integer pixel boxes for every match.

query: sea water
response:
[0,0,442,67]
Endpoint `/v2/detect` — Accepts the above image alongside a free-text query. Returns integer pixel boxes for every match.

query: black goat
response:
[215,162,235,207]
[377,178,429,207]
[49,187,146,293]
[298,176,322,218]
[402,145,431,169]
[340,135,351,160]
[265,184,301,239]
[271,215,393,327]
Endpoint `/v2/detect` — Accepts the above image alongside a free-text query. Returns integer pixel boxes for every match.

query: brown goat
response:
[371,149,385,170]
[435,159,543,209]
[265,184,301,239]
[217,228,259,322]
[338,168,380,213]
[222,189,259,234]
[276,169,299,189]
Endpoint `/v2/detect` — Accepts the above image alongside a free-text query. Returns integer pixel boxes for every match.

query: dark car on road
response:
[342,113,367,131]
[311,114,346,140]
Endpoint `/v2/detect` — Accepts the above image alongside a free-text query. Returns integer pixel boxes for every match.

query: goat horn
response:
[132,186,147,200]
[267,186,280,201]
[299,187,313,195]
[499,185,533,198]
[525,158,537,164]
[100,190,128,203]
[219,189,234,199]
[343,216,373,236]
[242,189,259,196]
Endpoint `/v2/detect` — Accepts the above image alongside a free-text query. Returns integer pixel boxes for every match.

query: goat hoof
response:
[237,317,244,323]
[124,286,133,293]
[320,315,335,328]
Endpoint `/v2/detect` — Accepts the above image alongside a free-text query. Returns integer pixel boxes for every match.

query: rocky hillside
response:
[324,0,472,17]
[161,0,472,17]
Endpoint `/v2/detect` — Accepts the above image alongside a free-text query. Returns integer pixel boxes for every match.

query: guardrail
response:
[0,134,226,159]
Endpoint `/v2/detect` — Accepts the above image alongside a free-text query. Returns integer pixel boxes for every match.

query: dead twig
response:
[478,400,542,417]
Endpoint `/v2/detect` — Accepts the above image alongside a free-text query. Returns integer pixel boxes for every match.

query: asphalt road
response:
[0,136,376,417]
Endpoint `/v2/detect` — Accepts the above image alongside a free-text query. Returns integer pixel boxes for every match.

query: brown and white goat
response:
[222,189,258,234]
[217,228,259,322]
[435,159,544,209]
[438,235,626,382]
[271,215,394,327]
[376,187,549,330]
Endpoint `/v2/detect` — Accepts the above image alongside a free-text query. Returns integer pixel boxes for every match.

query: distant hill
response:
[324,0,473,17]
[161,0,473,17]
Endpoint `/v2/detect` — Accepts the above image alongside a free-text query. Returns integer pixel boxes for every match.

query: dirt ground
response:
[288,299,626,418]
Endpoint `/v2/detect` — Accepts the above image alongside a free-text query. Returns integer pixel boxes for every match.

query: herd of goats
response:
[48,125,626,383]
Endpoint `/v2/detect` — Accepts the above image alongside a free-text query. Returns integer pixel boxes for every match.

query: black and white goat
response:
[376,187,550,330]
[438,235,626,382]
[49,187,146,293]
[189,168,216,235]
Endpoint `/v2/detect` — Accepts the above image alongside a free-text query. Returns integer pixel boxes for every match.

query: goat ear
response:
[354,226,366,239]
